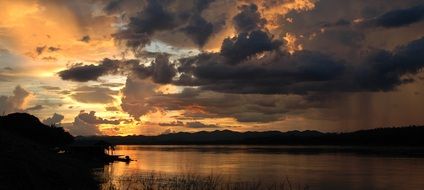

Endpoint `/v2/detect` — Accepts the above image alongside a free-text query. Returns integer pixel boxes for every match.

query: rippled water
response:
[99,145,424,190]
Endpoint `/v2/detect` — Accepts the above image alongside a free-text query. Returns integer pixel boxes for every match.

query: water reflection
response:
[100,145,424,190]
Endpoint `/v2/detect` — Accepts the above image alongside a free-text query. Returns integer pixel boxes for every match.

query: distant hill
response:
[79,126,424,146]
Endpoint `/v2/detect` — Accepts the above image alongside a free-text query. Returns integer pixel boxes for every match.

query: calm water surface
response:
[101,145,424,190]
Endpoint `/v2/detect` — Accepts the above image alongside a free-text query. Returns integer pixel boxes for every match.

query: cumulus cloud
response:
[120,77,158,119]
[43,113,65,126]
[67,111,121,136]
[0,86,31,114]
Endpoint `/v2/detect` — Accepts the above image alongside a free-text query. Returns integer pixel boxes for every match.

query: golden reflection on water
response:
[102,145,424,190]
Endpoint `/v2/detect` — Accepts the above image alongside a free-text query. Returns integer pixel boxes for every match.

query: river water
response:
[99,145,424,190]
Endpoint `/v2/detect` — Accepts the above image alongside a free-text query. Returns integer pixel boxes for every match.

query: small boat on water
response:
[109,155,134,163]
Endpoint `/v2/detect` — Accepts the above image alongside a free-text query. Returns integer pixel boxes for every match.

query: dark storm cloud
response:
[122,58,173,84]
[233,4,266,33]
[58,64,113,82]
[219,3,282,64]
[175,36,424,94]
[355,36,424,91]
[180,0,215,47]
[54,0,424,127]
[150,54,177,84]
[58,58,135,82]
[176,50,345,94]
[59,54,176,84]
[280,0,424,56]
[113,0,177,50]
[128,0,176,34]
[63,35,424,96]
[220,30,283,64]
[132,54,177,84]
[363,4,424,28]
[112,0,224,50]
[181,15,214,47]
[193,0,215,12]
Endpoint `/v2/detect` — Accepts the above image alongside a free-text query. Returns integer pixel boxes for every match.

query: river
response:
[98,145,424,190]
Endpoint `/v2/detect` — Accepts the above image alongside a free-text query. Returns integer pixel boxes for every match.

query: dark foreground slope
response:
[0,113,98,190]
[80,126,424,146]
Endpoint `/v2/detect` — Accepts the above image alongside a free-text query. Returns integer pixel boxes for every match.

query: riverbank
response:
[0,130,99,189]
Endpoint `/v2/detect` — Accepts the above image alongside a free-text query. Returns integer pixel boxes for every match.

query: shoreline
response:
[108,144,424,157]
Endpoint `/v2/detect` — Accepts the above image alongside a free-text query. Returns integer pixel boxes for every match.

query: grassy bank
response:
[101,172,309,190]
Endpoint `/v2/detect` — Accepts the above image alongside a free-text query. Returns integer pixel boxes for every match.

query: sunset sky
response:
[1,0,424,136]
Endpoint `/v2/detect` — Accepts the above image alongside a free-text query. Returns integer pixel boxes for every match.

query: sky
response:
[1,0,424,136]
